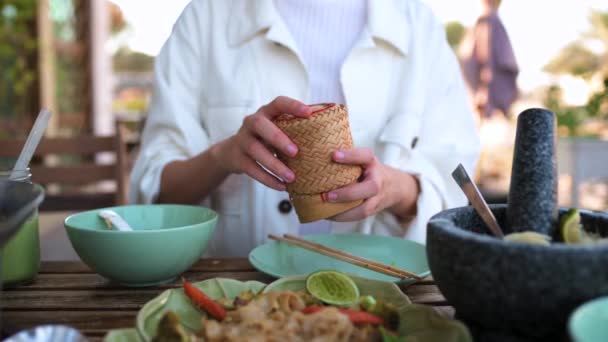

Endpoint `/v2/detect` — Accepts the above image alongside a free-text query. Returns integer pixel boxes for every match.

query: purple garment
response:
[462,13,519,117]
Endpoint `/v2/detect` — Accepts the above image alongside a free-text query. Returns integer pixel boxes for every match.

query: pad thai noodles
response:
[153,277,400,342]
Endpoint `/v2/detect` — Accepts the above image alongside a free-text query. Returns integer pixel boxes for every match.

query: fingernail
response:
[286,144,297,156]
[299,105,311,115]
[327,192,337,201]
[334,151,345,160]
[284,171,295,182]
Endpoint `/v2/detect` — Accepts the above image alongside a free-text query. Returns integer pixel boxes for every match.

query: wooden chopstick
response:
[268,234,422,280]
[284,234,422,280]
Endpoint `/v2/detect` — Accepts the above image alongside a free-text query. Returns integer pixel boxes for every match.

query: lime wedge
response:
[504,231,551,245]
[306,270,360,306]
[561,208,589,244]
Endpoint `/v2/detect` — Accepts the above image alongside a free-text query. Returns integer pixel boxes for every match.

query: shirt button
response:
[278,200,292,214]
[411,137,419,149]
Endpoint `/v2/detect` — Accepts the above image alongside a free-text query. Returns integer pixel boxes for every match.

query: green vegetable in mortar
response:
[504,231,552,246]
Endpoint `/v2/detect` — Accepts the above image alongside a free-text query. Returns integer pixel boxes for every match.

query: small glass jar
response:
[0,169,41,287]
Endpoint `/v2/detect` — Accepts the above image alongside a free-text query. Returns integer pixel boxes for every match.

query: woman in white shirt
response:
[130,0,481,257]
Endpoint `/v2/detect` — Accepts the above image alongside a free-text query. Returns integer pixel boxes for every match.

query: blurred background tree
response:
[49,0,94,135]
[544,10,608,79]
[445,21,466,51]
[0,0,39,138]
[113,47,153,73]
[109,3,153,116]
[543,10,608,137]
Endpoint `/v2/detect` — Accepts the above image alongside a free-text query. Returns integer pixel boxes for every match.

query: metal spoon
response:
[451,163,505,238]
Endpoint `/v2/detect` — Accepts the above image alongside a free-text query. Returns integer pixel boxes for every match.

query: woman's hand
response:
[213,96,311,191]
[158,96,309,204]
[325,148,419,222]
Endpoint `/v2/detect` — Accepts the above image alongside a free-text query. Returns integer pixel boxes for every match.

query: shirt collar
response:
[227,0,409,56]
[367,0,409,55]
[227,1,276,46]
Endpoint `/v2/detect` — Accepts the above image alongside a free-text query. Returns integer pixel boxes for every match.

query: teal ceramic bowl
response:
[64,205,217,287]
[569,296,608,342]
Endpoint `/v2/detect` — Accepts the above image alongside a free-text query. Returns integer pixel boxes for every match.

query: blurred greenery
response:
[544,78,608,137]
[544,42,600,78]
[544,10,608,137]
[47,0,96,136]
[49,0,75,41]
[55,50,88,116]
[113,47,154,73]
[445,21,466,51]
[110,4,152,115]
[112,95,148,113]
[0,0,38,130]
[51,0,88,120]
[544,10,608,80]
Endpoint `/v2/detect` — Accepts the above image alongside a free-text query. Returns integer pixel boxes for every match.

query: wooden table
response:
[1,259,452,340]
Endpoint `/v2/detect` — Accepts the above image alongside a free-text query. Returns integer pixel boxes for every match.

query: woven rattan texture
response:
[275,104,362,195]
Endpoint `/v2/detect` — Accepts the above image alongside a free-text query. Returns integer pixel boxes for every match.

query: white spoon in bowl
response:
[98,210,133,231]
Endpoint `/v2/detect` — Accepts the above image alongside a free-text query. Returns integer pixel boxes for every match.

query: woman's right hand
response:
[213,96,311,191]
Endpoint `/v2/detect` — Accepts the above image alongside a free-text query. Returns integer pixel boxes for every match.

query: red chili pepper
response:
[302,305,385,326]
[181,277,226,321]
[339,308,385,326]
[301,305,324,314]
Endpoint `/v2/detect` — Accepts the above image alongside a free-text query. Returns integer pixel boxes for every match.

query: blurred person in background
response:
[130,0,480,257]
[461,0,519,121]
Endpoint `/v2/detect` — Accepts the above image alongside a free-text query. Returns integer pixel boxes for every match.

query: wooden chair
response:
[0,126,129,211]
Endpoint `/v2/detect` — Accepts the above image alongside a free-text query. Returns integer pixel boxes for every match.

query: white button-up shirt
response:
[130,0,481,257]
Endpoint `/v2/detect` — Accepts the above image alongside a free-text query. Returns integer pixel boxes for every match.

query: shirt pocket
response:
[377,111,422,167]
[204,105,254,144]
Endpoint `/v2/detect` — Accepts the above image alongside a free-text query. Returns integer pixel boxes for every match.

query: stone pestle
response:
[506,108,558,235]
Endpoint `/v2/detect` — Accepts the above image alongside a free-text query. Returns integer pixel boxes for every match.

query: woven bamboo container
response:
[274,103,362,223]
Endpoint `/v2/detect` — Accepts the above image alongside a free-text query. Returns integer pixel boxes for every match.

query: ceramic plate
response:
[136,279,266,341]
[104,329,139,342]
[249,233,430,282]
[135,276,471,342]
[569,296,608,342]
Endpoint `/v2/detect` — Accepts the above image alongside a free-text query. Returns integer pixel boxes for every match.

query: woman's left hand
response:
[326,148,419,222]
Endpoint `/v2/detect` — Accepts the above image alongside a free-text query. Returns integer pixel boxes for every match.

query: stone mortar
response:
[427,204,608,341]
